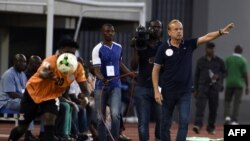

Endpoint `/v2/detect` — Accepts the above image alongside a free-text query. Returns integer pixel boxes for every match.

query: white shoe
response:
[123,116,138,123]
[225,116,231,121]
[225,116,231,125]
[231,121,239,125]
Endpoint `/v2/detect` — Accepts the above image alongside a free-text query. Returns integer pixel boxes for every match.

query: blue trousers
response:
[161,90,191,141]
[95,87,122,141]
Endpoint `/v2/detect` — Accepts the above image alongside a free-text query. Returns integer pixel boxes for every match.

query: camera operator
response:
[131,20,163,141]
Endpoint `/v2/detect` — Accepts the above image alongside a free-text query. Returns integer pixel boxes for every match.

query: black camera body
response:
[131,25,150,50]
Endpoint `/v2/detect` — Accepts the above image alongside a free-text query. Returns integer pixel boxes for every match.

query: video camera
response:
[130,25,150,50]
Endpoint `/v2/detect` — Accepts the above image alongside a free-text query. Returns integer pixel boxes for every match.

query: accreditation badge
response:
[106,65,115,76]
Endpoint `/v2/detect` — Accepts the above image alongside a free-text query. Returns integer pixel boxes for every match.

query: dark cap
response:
[206,42,215,48]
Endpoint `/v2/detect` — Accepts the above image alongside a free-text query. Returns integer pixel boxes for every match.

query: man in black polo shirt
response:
[152,19,234,141]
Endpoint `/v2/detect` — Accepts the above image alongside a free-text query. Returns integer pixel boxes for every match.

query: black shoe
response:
[192,126,200,134]
[24,131,39,141]
[76,134,89,141]
[207,128,216,135]
[89,124,98,141]
[59,135,75,141]
[119,134,132,141]
[53,136,60,141]
[224,120,231,125]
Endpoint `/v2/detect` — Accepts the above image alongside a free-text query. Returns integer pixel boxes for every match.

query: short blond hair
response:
[167,19,182,30]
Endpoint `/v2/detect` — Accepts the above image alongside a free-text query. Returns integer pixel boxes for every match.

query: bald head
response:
[14,54,26,62]
[13,54,27,72]
[30,55,42,64]
[28,55,42,72]
[234,45,243,54]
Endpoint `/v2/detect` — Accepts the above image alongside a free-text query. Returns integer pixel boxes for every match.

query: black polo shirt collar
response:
[167,39,184,47]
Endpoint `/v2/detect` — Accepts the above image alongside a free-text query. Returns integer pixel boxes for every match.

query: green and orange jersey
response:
[26,55,86,104]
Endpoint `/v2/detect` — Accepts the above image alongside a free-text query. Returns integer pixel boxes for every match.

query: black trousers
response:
[194,85,219,129]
